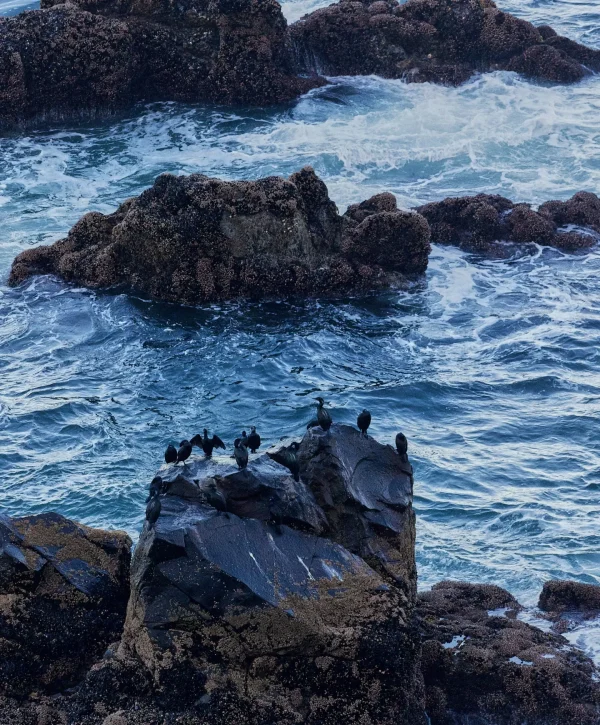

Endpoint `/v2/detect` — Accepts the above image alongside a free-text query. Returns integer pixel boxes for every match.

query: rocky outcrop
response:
[0,0,322,128]
[290,0,600,86]
[83,424,424,723]
[0,512,131,698]
[1,0,600,128]
[416,190,600,253]
[418,581,600,725]
[539,580,600,615]
[8,167,432,302]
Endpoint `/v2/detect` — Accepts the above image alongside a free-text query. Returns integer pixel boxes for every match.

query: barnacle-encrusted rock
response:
[290,0,600,87]
[418,581,600,725]
[8,167,432,302]
[416,191,600,253]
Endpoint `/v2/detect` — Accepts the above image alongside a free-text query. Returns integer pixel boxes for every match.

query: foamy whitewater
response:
[1,0,599,660]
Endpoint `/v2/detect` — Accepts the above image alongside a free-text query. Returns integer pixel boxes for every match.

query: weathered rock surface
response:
[84,424,424,723]
[8,167,432,302]
[539,580,600,615]
[0,512,131,698]
[1,0,600,128]
[416,190,600,253]
[290,0,600,87]
[417,581,600,725]
[0,0,321,128]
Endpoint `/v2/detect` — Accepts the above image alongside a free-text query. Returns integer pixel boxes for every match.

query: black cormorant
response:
[281,441,300,482]
[204,481,228,515]
[240,430,249,447]
[192,429,226,457]
[357,409,371,437]
[146,493,161,529]
[247,426,261,453]
[395,432,408,457]
[146,476,163,503]
[164,444,177,465]
[177,439,192,465]
[315,397,332,431]
[234,438,249,469]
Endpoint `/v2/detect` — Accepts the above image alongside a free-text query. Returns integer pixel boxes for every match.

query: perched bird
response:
[164,444,177,465]
[240,430,249,447]
[146,476,163,503]
[234,438,249,470]
[146,493,161,529]
[395,432,408,457]
[247,426,261,454]
[281,441,300,482]
[177,439,192,465]
[204,481,228,515]
[191,429,226,457]
[315,397,332,431]
[357,409,371,437]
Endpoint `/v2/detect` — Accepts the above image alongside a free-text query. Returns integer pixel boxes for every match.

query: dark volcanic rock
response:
[416,191,600,253]
[418,581,600,725]
[88,425,425,723]
[0,0,321,128]
[539,580,600,615]
[0,512,131,698]
[8,167,432,302]
[290,0,600,87]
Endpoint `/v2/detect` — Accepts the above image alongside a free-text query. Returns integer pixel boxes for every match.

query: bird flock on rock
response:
[145,398,411,528]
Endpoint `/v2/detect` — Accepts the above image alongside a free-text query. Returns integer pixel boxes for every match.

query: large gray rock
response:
[0,512,131,697]
[104,424,425,723]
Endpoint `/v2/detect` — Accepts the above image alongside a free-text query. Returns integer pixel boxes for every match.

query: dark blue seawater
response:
[1,0,600,658]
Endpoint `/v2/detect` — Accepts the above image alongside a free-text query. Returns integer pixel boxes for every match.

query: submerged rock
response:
[1,0,599,127]
[0,512,131,697]
[416,191,600,253]
[418,581,600,725]
[8,167,432,302]
[290,0,600,87]
[87,424,424,723]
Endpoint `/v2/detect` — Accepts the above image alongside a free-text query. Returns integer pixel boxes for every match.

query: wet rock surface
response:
[0,512,131,698]
[87,424,425,723]
[539,580,600,615]
[290,0,600,87]
[1,0,600,127]
[416,190,600,254]
[417,581,600,725]
[8,167,432,303]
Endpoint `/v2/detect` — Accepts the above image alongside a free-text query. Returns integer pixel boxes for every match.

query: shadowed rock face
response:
[418,581,600,725]
[539,580,600,615]
[0,512,131,697]
[416,191,600,254]
[95,424,425,723]
[8,167,432,303]
[290,0,600,86]
[1,0,599,128]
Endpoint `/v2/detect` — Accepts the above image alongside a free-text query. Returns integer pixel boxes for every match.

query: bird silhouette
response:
[247,426,261,453]
[164,444,177,465]
[177,439,192,465]
[315,397,332,431]
[234,438,249,469]
[146,493,161,529]
[357,409,371,437]
[191,429,226,457]
[146,476,163,503]
[395,432,408,458]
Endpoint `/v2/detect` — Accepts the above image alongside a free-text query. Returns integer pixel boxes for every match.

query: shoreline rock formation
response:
[290,0,600,87]
[1,0,600,128]
[0,429,598,723]
[8,167,600,303]
[8,167,432,303]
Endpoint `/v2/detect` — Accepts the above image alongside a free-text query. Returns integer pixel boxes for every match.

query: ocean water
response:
[1,0,600,658]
